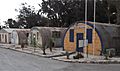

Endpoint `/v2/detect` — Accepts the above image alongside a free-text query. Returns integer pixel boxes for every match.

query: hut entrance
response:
[33,34,36,47]
[76,33,84,52]
[52,31,61,47]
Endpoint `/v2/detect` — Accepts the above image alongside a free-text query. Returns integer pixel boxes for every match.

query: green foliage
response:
[17,3,43,28]
[103,48,116,60]
[40,0,118,27]
[13,3,49,28]
[5,0,119,28]
[96,0,117,24]
[40,0,85,27]
[4,18,18,28]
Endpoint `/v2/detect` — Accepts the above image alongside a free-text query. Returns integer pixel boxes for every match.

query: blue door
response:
[76,33,84,52]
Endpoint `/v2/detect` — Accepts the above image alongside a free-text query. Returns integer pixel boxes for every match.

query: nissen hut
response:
[64,21,120,56]
[0,28,16,44]
[11,29,30,45]
[28,27,67,48]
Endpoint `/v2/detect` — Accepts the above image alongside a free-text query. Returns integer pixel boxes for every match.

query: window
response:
[69,29,74,42]
[26,33,29,37]
[86,29,92,43]
[52,31,61,38]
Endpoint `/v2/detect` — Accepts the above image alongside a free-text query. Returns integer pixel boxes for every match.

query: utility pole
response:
[93,0,96,57]
[84,0,88,58]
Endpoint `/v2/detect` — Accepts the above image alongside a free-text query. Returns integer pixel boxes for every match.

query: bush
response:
[104,48,116,59]
[73,52,84,59]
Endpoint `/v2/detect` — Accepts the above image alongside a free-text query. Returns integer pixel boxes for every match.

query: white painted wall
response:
[11,31,19,44]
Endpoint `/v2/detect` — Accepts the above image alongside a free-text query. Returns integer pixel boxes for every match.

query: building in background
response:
[11,29,30,45]
[0,28,16,43]
[28,27,67,48]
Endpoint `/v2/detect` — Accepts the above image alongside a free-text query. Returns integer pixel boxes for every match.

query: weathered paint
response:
[0,33,11,43]
[11,31,19,44]
[64,22,102,55]
[29,27,67,48]
[76,33,84,52]
[11,29,30,45]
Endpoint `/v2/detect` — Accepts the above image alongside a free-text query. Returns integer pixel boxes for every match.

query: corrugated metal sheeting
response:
[64,21,120,56]
[29,27,67,48]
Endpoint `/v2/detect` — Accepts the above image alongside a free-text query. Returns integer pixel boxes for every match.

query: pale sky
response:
[0,0,42,25]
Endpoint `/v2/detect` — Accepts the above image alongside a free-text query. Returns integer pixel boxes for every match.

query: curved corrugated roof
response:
[0,28,30,33]
[31,27,67,47]
[13,29,30,44]
[72,21,120,53]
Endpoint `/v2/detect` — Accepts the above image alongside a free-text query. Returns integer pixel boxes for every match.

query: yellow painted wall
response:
[64,23,102,55]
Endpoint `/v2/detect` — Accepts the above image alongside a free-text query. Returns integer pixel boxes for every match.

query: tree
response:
[96,0,109,23]
[96,0,117,24]
[40,0,118,26]
[109,0,120,24]
[16,3,49,28]
[4,18,18,28]
[40,0,86,27]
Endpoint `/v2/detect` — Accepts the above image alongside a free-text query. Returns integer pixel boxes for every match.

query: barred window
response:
[52,31,61,38]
